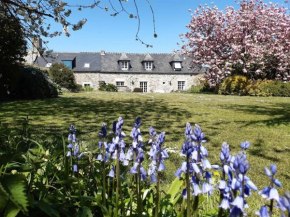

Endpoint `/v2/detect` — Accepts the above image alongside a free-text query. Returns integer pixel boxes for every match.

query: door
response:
[140,82,148,93]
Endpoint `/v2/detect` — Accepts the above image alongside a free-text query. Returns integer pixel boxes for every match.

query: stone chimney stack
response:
[32,37,42,54]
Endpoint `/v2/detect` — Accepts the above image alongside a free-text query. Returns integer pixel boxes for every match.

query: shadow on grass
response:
[219,102,290,126]
[0,96,193,142]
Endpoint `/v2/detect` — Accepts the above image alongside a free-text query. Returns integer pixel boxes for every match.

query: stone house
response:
[31,50,203,93]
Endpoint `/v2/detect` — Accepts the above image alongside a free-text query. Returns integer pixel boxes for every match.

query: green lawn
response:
[1,91,290,214]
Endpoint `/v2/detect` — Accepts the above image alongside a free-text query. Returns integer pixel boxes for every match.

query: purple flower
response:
[73,164,77,172]
[255,206,270,217]
[108,166,115,178]
[240,141,250,150]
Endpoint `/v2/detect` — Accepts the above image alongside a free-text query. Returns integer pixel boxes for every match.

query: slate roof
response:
[33,51,203,74]
[34,52,101,72]
[142,53,154,62]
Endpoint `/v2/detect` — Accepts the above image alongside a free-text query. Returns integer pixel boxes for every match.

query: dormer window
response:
[144,62,153,70]
[45,63,52,68]
[84,63,90,68]
[173,62,182,71]
[121,61,129,70]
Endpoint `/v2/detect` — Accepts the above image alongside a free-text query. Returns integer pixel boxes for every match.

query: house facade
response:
[30,49,203,93]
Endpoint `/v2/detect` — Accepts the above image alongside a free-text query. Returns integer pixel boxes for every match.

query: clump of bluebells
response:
[67,125,83,172]
[147,126,168,217]
[175,123,212,216]
[128,117,147,180]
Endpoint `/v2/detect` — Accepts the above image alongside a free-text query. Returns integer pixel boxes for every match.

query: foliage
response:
[49,63,81,92]
[0,7,27,100]
[133,88,143,93]
[218,75,249,95]
[1,92,290,216]
[3,65,58,100]
[83,86,94,92]
[258,80,290,97]
[180,0,290,87]
[1,116,289,216]
[188,80,215,94]
[99,83,118,92]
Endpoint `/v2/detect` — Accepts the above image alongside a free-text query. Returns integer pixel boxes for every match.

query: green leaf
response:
[0,174,28,214]
[77,207,93,217]
[166,177,183,204]
[4,202,20,217]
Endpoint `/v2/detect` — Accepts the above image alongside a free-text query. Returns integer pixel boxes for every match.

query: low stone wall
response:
[74,72,199,93]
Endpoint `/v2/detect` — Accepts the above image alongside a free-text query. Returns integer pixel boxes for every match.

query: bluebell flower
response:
[108,117,127,164]
[220,198,231,210]
[108,165,115,178]
[240,141,250,151]
[148,127,167,184]
[255,206,270,217]
[73,164,78,172]
[99,123,107,138]
[175,123,212,198]
[278,192,290,212]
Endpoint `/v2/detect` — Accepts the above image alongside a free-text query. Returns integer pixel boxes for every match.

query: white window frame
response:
[145,62,153,70]
[45,63,52,68]
[116,81,125,87]
[140,81,148,93]
[178,81,185,91]
[121,61,129,70]
[174,62,182,71]
[82,82,92,87]
[84,63,90,68]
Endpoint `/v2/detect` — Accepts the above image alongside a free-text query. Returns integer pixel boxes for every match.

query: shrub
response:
[133,88,143,93]
[259,80,290,97]
[99,83,118,92]
[218,75,249,95]
[83,85,94,91]
[49,63,80,92]
[188,80,216,94]
[13,66,58,99]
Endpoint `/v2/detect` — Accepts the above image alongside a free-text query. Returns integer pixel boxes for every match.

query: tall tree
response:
[180,0,290,87]
[0,7,27,99]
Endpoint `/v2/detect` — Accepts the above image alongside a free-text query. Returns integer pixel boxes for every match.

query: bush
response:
[49,63,80,92]
[99,83,118,92]
[258,80,290,97]
[133,88,143,93]
[83,85,94,92]
[218,75,249,95]
[188,80,216,94]
[12,66,58,99]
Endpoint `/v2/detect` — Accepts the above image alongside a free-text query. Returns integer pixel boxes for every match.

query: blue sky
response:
[45,0,288,53]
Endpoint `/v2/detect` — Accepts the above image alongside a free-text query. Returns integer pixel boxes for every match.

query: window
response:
[45,63,52,68]
[116,81,124,86]
[178,81,185,91]
[62,60,73,69]
[174,62,182,71]
[82,82,92,87]
[121,61,129,70]
[140,82,148,93]
[84,63,90,68]
[145,62,153,70]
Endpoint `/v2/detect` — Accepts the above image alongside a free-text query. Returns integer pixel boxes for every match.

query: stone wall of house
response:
[74,73,199,93]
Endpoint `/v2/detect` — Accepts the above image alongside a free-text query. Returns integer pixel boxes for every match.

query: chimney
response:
[32,37,42,54]
[100,50,105,55]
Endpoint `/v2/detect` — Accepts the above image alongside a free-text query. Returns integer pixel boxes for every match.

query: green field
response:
[1,91,290,214]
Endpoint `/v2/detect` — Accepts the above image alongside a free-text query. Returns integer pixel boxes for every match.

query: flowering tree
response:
[180,0,290,87]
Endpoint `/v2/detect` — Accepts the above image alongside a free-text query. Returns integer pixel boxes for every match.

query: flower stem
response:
[155,172,160,217]
[115,157,120,217]
[218,170,226,217]
[102,144,106,207]
[186,154,191,217]
[137,164,142,217]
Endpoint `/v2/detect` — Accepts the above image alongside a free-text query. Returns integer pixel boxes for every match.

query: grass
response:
[1,91,290,215]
